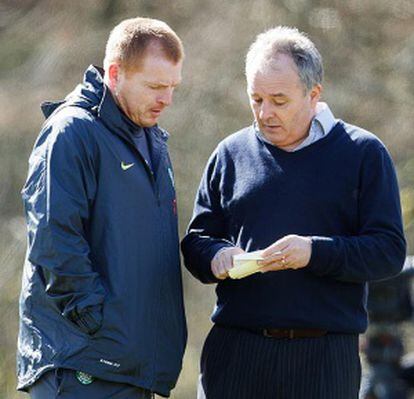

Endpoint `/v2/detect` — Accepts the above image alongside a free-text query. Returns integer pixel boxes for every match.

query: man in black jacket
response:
[182,26,406,399]
[18,17,187,399]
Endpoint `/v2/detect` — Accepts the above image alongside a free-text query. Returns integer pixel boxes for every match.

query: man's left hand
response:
[258,235,312,272]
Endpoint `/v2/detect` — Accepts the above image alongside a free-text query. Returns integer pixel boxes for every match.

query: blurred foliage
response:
[1,0,414,398]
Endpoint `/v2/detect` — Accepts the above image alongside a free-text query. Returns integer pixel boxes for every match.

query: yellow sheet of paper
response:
[229,250,264,279]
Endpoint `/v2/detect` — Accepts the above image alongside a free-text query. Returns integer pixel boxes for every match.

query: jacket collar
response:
[41,65,170,178]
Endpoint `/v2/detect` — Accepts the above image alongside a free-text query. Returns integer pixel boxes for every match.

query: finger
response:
[211,248,226,277]
[233,247,246,257]
[259,250,286,266]
[281,256,291,269]
[211,258,219,275]
[260,243,292,265]
[218,256,230,278]
[229,247,245,264]
[212,267,225,279]
[211,247,237,279]
[218,247,244,277]
[261,254,291,272]
[211,262,221,279]
[212,258,226,279]
[227,249,241,269]
[288,258,303,270]
[214,266,227,279]
[223,247,245,272]
[261,238,291,257]
[223,251,234,269]
[260,261,286,273]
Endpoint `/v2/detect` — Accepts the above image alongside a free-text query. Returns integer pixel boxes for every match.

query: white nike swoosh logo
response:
[121,161,134,171]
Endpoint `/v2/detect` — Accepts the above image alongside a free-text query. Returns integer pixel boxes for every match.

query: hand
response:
[258,235,312,272]
[211,247,245,280]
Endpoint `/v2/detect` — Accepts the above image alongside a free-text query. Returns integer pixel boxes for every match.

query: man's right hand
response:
[211,247,245,280]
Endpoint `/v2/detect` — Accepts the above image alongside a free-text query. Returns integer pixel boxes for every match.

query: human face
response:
[109,48,182,127]
[247,54,321,151]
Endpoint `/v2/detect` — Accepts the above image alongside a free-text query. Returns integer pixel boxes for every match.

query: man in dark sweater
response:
[181,26,406,399]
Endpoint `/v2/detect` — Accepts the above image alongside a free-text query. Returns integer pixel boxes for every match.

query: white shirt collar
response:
[313,102,336,136]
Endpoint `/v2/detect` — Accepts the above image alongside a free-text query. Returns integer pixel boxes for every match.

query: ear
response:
[310,84,322,106]
[106,62,121,92]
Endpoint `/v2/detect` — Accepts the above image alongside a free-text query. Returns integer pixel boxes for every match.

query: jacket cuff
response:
[307,236,335,276]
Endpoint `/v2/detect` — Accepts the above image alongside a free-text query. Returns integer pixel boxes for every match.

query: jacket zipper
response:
[126,141,161,207]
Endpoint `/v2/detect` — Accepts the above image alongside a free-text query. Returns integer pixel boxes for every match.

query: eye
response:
[251,97,262,104]
[273,99,288,106]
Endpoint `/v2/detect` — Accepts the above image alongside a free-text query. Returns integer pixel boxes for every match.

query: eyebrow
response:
[249,92,287,98]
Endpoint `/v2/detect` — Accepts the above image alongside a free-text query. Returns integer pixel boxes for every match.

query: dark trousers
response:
[28,368,153,399]
[198,325,361,399]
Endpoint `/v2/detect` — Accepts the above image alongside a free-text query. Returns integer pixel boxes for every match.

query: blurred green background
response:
[1,0,414,398]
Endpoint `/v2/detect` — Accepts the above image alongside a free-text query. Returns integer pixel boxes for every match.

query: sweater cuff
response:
[307,236,335,276]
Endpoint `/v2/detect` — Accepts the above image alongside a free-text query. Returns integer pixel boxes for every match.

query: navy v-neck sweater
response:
[182,122,406,333]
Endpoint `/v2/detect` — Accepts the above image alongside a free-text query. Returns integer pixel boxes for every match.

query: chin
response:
[262,130,284,141]
[133,117,156,127]
[141,121,157,128]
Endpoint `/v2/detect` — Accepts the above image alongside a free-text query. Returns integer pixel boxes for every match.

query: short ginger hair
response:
[103,17,184,72]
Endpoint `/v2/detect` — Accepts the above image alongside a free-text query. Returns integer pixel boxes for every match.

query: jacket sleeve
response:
[307,141,406,283]
[181,149,235,284]
[22,114,106,334]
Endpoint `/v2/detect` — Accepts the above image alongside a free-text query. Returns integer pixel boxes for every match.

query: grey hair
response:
[245,26,323,92]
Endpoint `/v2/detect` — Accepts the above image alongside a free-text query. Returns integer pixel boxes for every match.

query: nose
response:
[158,88,174,107]
[259,100,275,120]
